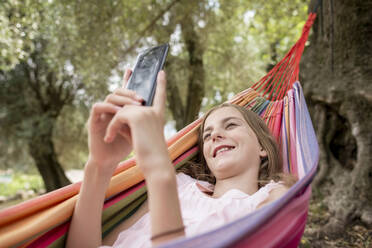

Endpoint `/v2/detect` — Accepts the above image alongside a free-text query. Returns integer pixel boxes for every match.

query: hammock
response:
[0,12,318,248]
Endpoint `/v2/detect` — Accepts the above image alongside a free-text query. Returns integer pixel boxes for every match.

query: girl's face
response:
[202,107,267,180]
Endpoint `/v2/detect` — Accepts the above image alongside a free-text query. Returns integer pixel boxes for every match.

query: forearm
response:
[144,161,185,246]
[66,160,114,248]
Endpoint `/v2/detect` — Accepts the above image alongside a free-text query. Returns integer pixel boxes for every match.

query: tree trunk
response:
[301,0,372,237]
[165,11,205,131]
[19,49,74,192]
[28,117,71,192]
[181,14,205,130]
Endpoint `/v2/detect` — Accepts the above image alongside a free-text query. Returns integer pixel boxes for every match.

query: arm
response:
[104,71,185,246]
[66,69,142,248]
[68,70,184,248]
[257,184,289,209]
[146,166,185,245]
[66,161,113,248]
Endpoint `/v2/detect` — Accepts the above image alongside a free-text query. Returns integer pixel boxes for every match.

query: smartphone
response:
[126,43,169,106]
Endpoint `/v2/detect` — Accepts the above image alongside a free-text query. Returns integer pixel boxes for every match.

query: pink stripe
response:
[173,146,198,165]
[282,216,307,248]
[272,102,283,139]
[27,222,70,248]
[281,98,290,174]
[288,91,298,177]
[103,181,145,209]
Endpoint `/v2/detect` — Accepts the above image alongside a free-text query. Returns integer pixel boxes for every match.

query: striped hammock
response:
[0,13,318,248]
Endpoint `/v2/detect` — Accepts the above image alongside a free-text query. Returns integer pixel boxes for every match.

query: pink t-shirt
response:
[102,173,282,248]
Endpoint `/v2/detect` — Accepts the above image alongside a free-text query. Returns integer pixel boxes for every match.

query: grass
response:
[0,172,44,197]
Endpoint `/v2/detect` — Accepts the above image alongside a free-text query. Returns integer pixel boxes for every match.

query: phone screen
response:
[127,44,169,105]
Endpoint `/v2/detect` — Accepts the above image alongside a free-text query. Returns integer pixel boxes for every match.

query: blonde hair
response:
[178,103,297,188]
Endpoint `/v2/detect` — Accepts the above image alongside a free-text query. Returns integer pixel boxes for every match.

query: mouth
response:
[213,145,235,158]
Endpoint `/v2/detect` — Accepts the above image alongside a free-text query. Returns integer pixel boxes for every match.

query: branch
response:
[46,70,57,101]
[121,0,182,56]
[57,75,66,101]
[24,61,45,110]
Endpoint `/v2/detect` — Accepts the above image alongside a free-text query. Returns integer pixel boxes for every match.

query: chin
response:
[210,160,238,178]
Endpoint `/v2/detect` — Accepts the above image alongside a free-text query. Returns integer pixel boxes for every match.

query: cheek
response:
[202,143,210,159]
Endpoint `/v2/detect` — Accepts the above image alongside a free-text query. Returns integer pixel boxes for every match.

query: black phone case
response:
[126,44,169,106]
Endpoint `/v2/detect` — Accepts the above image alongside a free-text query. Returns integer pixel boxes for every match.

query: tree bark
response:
[1,46,73,191]
[28,116,71,192]
[24,58,73,191]
[302,0,372,236]
[165,9,206,131]
[179,13,205,130]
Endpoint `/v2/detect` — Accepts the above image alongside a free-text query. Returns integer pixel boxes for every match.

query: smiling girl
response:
[66,70,296,248]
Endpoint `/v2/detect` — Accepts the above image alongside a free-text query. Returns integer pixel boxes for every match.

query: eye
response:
[226,123,237,129]
[203,133,211,141]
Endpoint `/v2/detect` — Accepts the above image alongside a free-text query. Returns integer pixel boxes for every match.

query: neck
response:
[212,169,259,198]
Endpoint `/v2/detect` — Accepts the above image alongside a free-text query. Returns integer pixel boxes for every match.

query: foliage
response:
[0,0,309,185]
[0,0,43,70]
[201,0,308,110]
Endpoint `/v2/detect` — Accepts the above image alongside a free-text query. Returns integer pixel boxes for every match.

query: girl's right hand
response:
[87,69,142,174]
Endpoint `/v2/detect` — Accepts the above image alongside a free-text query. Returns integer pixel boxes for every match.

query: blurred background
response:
[0,0,371,247]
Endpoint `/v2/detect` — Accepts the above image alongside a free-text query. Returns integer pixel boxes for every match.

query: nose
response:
[210,128,224,142]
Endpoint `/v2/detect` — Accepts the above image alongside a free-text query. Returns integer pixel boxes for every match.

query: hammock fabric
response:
[0,12,318,248]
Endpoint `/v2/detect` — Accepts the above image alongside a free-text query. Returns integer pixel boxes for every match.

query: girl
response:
[66,69,295,248]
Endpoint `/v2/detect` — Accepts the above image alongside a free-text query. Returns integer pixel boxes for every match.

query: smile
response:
[213,145,235,157]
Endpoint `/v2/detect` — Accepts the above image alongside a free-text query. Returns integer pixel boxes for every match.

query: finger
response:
[112,88,143,102]
[104,109,130,143]
[100,113,113,123]
[153,70,167,115]
[105,94,142,106]
[91,103,121,122]
[123,69,132,87]
[118,125,132,146]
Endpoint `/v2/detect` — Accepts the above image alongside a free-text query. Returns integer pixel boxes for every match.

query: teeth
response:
[216,147,233,156]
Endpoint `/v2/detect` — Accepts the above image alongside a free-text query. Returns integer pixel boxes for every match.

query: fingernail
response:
[135,94,143,101]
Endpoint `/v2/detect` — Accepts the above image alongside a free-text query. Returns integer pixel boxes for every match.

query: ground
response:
[300,189,372,248]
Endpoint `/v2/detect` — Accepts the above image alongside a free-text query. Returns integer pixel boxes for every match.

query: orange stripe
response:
[0,166,144,247]
[0,182,81,227]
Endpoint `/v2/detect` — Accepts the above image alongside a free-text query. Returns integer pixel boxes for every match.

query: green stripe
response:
[102,194,147,237]
[48,233,66,248]
[102,186,147,224]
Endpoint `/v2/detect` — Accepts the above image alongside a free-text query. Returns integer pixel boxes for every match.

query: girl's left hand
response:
[104,71,170,176]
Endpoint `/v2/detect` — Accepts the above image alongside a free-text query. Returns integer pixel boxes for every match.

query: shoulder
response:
[267,183,289,201]
[257,183,289,209]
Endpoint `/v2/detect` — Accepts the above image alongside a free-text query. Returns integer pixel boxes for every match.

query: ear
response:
[259,147,268,158]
